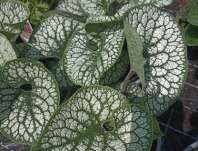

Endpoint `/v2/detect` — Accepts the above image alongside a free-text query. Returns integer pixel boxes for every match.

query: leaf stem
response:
[121,69,136,93]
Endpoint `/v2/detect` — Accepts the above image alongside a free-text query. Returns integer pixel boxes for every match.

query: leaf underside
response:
[125,5,187,115]
[32,86,153,151]
[0,59,60,144]
[124,20,145,90]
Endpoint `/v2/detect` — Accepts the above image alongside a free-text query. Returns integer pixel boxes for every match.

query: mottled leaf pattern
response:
[0,80,20,123]
[0,59,60,144]
[85,4,131,31]
[100,49,130,85]
[0,0,30,33]
[32,86,153,151]
[85,0,173,32]
[129,0,173,7]
[0,34,17,68]
[0,0,188,149]
[56,0,105,17]
[30,13,80,59]
[125,5,187,114]
[63,24,124,86]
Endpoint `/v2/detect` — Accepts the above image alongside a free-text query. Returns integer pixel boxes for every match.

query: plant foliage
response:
[0,0,188,150]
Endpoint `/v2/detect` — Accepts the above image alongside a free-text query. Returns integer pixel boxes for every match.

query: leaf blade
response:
[32,86,153,151]
[64,23,124,86]
[0,0,30,34]
[124,20,145,90]
[0,59,60,144]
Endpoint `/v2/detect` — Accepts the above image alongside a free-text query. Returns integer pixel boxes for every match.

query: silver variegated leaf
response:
[125,5,187,115]
[85,3,131,32]
[32,86,153,151]
[0,80,20,123]
[129,0,173,7]
[38,58,75,100]
[57,0,131,22]
[29,13,81,59]
[0,0,30,34]
[63,23,124,86]
[56,0,105,17]
[0,34,17,68]
[100,49,130,85]
[0,59,60,144]
[85,0,173,32]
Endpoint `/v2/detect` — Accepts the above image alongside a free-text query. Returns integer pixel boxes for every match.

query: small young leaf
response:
[0,0,30,34]
[32,86,153,151]
[0,59,60,144]
[184,24,198,46]
[124,20,145,90]
[125,5,187,115]
[0,34,17,68]
[63,23,124,86]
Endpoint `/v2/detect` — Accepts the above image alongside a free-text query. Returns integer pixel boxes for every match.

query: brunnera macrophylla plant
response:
[0,0,187,151]
[0,0,30,34]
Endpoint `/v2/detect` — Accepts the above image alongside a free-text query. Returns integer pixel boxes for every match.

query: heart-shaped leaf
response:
[38,58,77,101]
[32,86,153,151]
[0,59,60,144]
[100,49,130,85]
[63,23,124,86]
[29,13,81,59]
[0,34,17,68]
[0,80,20,123]
[124,5,187,115]
[0,0,30,34]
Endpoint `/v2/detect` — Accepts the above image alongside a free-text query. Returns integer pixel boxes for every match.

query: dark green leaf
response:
[184,24,198,46]
[187,0,198,26]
